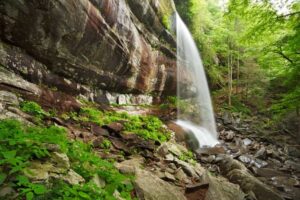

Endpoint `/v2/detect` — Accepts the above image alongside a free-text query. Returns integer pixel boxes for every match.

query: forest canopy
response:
[175,0,300,122]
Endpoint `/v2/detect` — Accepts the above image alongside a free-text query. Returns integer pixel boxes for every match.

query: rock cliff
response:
[0,0,178,98]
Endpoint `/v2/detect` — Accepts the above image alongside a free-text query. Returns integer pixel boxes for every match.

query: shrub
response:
[20,101,49,119]
[77,107,170,143]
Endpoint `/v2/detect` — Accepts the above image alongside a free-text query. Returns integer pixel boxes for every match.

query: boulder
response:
[167,122,187,143]
[103,122,124,133]
[227,169,283,200]
[219,156,283,200]
[204,174,245,200]
[0,91,19,106]
[115,156,145,175]
[51,152,70,169]
[134,169,187,200]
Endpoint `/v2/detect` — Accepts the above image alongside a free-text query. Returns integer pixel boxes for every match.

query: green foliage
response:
[159,96,188,112]
[178,150,195,163]
[162,14,171,30]
[20,101,49,120]
[100,139,112,149]
[222,96,251,115]
[0,119,134,200]
[77,107,171,143]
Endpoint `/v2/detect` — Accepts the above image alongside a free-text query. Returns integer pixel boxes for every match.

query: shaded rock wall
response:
[0,0,179,97]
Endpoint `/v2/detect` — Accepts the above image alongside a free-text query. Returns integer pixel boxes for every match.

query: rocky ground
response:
[0,69,299,200]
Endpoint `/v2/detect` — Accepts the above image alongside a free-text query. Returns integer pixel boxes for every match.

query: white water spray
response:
[175,13,219,148]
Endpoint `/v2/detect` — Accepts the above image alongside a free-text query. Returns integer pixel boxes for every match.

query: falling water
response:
[175,13,219,148]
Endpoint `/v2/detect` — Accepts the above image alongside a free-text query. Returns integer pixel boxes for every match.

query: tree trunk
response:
[228,51,232,107]
[236,51,240,96]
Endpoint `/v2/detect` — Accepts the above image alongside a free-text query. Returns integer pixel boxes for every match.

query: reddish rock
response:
[92,136,105,148]
[167,122,187,142]
[185,183,209,200]
[103,122,124,133]
[91,124,110,137]
[0,0,190,96]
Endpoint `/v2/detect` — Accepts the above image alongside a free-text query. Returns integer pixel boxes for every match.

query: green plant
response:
[0,119,134,199]
[178,150,195,163]
[162,14,171,30]
[76,107,171,143]
[100,139,112,149]
[20,101,49,119]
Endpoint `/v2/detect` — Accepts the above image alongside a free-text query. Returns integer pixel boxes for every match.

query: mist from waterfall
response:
[175,13,219,148]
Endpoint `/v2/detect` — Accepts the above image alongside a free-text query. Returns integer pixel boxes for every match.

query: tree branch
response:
[273,50,294,64]
[278,11,300,18]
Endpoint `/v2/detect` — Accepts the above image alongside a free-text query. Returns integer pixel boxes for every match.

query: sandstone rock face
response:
[0,0,180,97]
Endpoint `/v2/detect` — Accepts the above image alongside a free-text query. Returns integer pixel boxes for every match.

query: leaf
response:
[33,184,47,194]
[79,191,91,199]
[0,173,7,185]
[2,150,17,159]
[26,192,34,200]
[16,175,30,186]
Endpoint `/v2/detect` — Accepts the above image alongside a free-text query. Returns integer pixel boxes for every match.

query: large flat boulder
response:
[134,169,187,200]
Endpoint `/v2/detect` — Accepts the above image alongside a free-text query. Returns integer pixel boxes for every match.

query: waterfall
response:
[175,13,219,148]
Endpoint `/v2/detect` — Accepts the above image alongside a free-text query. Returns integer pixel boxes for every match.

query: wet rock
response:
[219,156,249,175]
[165,154,175,161]
[243,138,252,146]
[162,172,176,182]
[0,68,40,95]
[185,183,209,200]
[174,158,199,178]
[165,167,175,174]
[117,95,127,105]
[0,186,17,199]
[239,155,252,164]
[113,190,125,200]
[43,143,61,152]
[207,155,216,163]
[196,146,226,156]
[157,144,169,157]
[252,159,268,168]
[92,136,105,148]
[62,169,85,185]
[103,122,124,133]
[284,160,300,172]
[92,174,106,188]
[227,169,283,200]
[115,156,145,175]
[204,173,245,200]
[134,169,187,200]
[255,147,267,159]
[91,124,110,137]
[167,122,186,143]
[286,145,300,158]
[255,168,286,178]
[23,161,53,180]
[175,168,189,183]
[225,130,235,141]
[271,176,299,191]
[51,152,70,169]
[157,142,188,159]
[0,91,19,106]
[219,157,283,200]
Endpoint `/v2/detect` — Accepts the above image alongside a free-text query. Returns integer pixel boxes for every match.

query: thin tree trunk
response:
[228,51,232,107]
[236,51,240,96]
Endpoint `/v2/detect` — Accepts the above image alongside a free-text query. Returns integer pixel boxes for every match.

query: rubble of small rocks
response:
[193,112,300,200]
